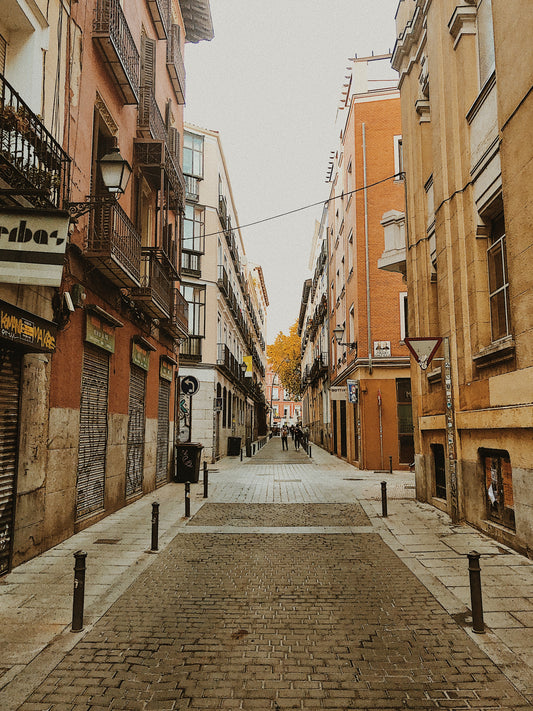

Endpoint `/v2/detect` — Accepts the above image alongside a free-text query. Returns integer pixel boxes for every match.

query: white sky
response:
[184,0,400,343]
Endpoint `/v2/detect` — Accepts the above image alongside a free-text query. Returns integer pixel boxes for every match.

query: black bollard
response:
[185,482,190,518]
[309,445,312,458]
[389,455,393,474]
[381,481,388,518]
[203,461,208,498]
[71,550,87,632]
[240,448,243,461]
[468,551,485,633]
[151,502,159,552]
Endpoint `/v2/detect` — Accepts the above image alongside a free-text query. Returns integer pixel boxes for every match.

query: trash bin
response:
[227,436,242,456]
[174,442,203,483]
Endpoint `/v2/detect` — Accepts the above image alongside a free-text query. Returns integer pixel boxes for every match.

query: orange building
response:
[266,368,302,431]
[328,55,413,471]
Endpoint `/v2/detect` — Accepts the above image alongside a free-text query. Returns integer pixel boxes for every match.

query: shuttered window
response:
[140,33,156,89]
[0,348,21,576]
[76,346,109,519]
[156,379,171,485]
[126,365,146,497]
[0,34,6,75]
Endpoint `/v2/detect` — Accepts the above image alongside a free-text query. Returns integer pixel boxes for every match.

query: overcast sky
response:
[184,0,400,344]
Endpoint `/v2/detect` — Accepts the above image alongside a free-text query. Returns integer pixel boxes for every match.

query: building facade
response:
[0,0,213,573]
[327,56,413,471]
[266,368,303,431]
[179,123,268,461]
[299,210,331,450]
[393,0,533,554]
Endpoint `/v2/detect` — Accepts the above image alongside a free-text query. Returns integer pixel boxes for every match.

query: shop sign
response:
[374,340,391,358]
[160,359,173,381]
[0,299,57,352]
[0,209,69,287]
[86,312,115,353]
[132,341,150,371]
[243,355,253,377]
[330,386,347,401]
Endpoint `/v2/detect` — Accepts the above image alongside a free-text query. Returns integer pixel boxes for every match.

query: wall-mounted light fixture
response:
[68,148,132,220]
[333,325,358,354]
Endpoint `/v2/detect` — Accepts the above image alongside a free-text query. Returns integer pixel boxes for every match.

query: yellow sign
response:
[243,355,253,377]
[0,299,56,352]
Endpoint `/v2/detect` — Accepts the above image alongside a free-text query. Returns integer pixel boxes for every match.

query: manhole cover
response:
[94,538,121,544]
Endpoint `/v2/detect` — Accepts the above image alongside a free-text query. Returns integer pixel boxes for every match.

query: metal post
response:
[240,447,243,461]
[309,445,312,458]
[185,482,190,518]
[71,551,87,632]
[381,481,388,518]
[468,551,485,633]
[389,455,393,474]
[203,461,208,498]
[151,502,159,552]
[253,443,256,455]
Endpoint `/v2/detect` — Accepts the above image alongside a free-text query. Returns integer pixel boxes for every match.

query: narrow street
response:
[1,440,532,710]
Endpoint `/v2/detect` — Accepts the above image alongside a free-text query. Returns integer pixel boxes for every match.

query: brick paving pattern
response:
[186,503,370,527]
[18,518,531,710]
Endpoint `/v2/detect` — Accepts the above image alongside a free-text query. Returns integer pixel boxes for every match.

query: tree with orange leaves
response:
[267,321,302,399]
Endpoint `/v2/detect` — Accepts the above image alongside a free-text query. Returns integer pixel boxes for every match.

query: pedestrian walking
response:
[294,424,302,450]
[281,425,289,450]
[290,425,295,441]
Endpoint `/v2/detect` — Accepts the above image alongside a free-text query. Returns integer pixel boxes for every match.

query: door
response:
[0,347,21,575]
[76,345,109,519]
[340,400,347,458]
[126,365,146,498]
[156,379,170,485]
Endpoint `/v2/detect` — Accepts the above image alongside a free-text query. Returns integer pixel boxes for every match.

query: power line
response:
[201,173,403,239]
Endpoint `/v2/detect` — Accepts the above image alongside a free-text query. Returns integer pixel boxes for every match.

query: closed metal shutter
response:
[156,379,171,485]
[126,365,145,497]
[0,348,21,576]
[76,346,109,519]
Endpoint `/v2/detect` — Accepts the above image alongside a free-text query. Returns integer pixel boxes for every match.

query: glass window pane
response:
[490,290,508,340]
[488,241,504,291]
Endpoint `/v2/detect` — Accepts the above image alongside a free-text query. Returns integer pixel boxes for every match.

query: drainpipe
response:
[362,123,372,374]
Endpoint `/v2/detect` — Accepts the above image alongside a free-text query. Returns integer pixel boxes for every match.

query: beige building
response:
[393,0,533,554]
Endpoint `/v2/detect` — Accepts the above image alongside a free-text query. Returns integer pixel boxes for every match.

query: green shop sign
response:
[132,340,150,371]
[85,312,115,353]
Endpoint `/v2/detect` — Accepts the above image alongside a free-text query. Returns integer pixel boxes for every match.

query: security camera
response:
[64,292,75,312]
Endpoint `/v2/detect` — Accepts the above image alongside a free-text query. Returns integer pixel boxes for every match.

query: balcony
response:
[138,88,166,141]
[180,335,202,361]
[93,0,140,105]
[185,175,200,202]
[86,199,142,287]
[166,24,186,104]
[134,137,185,217]
[378,209,407,276]
[130,248,172,318]
[161,287,188,338]
[0,73,70,209]
[146,0,170,39]
[217,343,242,381]
[217,264,229,295]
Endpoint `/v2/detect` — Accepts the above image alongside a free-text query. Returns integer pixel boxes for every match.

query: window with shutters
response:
[0,34,6,75]
[141,32,156,89]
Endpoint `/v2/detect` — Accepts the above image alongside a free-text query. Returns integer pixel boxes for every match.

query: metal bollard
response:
[381,481,388,518]
[203,461,209,498]
[309,445,312,458]
[240,448,243,461]
[185,482,191,518]
[71,550,87,632]
[253,443,256,455]
[468,551,485,633]
[151,502,159,552]
[389,455,393,474]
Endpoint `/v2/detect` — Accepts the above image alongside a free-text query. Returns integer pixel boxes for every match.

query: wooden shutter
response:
[0,34,6,75]
[140,34,156,89]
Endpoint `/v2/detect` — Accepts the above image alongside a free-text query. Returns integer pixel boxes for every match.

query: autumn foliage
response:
[267,321,302,399]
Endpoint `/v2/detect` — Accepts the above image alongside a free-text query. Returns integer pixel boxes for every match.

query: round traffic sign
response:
[181,375,200,396]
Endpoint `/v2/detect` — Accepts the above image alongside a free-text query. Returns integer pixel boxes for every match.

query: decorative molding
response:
[95,92,119,137]
[473,337,516,369]
[448,5,478,49]
[415,98,431,123]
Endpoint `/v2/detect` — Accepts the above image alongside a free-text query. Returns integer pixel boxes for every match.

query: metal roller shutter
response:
[76,346,109,519]
[126,365,145,498]
[0,348,21,576]
[156,379,171,485]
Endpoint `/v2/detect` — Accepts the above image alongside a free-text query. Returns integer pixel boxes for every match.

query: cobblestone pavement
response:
[18,531,531,710]
[4,439,533,710]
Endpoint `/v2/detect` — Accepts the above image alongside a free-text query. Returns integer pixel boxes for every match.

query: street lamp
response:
[240,362,247,377]
[333,325,358,353]
[68,147,132,220]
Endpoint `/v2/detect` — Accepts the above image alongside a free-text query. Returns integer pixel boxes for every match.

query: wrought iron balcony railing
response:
[185,174,199,201]
[166,24,186,104]
[146,0,170,39]
[138,87,166,141]
[180,335,202,360]
[161,286,188,338]
[93,0,140,104]
[130,248,172,318]
[0,73,70,209]
[86,199,142,287]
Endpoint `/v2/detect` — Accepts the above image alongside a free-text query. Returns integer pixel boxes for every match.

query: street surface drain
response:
[94,539,121,544]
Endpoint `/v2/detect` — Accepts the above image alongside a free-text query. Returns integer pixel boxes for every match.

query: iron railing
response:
[146,0,170,39]
[132,248,172,316]
[138,87,166,141]
[0,73,70,209]
[181,249,201,275]
[180,335,202,359]
[166,24,186,103]
[93,0,139,104]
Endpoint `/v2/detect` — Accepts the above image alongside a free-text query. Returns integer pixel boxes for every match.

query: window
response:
[481,448,515,529]
[283,389,290,401]
[432,444,446,500]
[347,230,354,276]
[183,132,204,177]
[399,293,408,341]
[271,387,278,401]
[394,135,403,177]
[181,284,205,336]
[349,306,355,345]
[183,204,205,253]
[477,0,495,87]
[487,214,510,341]
[396,379,414,464]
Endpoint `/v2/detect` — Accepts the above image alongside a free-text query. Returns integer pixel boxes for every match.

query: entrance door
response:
[432,443,446,499]
[0,347,21,575]
[126,365,146,498]
[76,345,109,519]
[340,400,347,458]
[156,379,170,485]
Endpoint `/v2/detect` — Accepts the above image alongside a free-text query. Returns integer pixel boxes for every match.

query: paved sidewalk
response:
[0,438,531,709]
